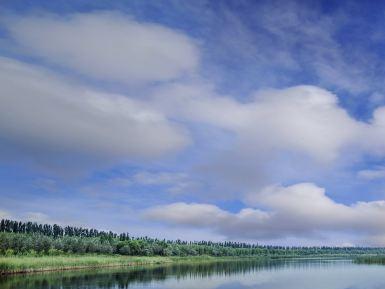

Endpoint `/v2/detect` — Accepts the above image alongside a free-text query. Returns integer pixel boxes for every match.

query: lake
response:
[1,258,385,289]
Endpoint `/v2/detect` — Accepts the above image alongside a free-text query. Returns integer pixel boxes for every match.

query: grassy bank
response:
[354,255,385,265]
[0,254,361,275]
[0,255,173,275]
[0,255,266,275]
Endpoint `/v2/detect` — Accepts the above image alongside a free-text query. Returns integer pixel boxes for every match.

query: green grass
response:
[0,253,363,275]
[0,255,177,274]
[0,255,267,275]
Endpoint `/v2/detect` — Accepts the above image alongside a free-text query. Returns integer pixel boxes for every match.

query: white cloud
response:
[0,57,189,168]
[147,82,385,194]
[145,183,385,245]
[5,12,199,84]
[153,84,363,163]
[132,171,188,186]
[145,202,231,227]
[128,171,198,194]
[362,107,385,156]
[358,167,385,180]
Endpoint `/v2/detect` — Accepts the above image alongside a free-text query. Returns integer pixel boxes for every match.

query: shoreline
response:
[0,254,358,276]
[0,255,266,275]
[354,255,385,265]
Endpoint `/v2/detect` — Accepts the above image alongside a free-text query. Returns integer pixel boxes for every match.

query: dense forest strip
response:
[1,219,385,258]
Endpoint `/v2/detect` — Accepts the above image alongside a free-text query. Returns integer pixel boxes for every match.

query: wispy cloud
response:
[358,167,385,180]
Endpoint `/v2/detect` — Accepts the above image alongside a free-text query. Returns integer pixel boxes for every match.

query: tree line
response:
[0,219,120,239]
[1,219,385,257]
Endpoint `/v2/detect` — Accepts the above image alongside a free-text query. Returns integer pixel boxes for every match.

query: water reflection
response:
[0,258,384,289]
[1,259,278,289]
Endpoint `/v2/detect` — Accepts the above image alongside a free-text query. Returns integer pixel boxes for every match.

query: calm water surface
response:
[1,259,385,289]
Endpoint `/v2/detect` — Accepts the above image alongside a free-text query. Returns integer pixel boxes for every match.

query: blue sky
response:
[2,0,385,246]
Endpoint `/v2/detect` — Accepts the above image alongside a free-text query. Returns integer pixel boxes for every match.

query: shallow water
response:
[1,258,385,289]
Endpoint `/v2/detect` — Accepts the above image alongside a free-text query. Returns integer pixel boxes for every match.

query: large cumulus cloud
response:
[0,57,189,168]
[153,84,362,162]
[145,183,385,245]
[4,12,199,84]
[149,83,385,194]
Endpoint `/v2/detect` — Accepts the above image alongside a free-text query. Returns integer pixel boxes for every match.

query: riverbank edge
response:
[0,254,358,275]
[0,255,264,275]
[354,255,385,265]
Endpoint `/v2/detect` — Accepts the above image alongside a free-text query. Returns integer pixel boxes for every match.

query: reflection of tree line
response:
[0,259,351,289]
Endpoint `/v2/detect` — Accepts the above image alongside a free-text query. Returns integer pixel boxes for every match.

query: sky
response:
[3,0,385,246]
